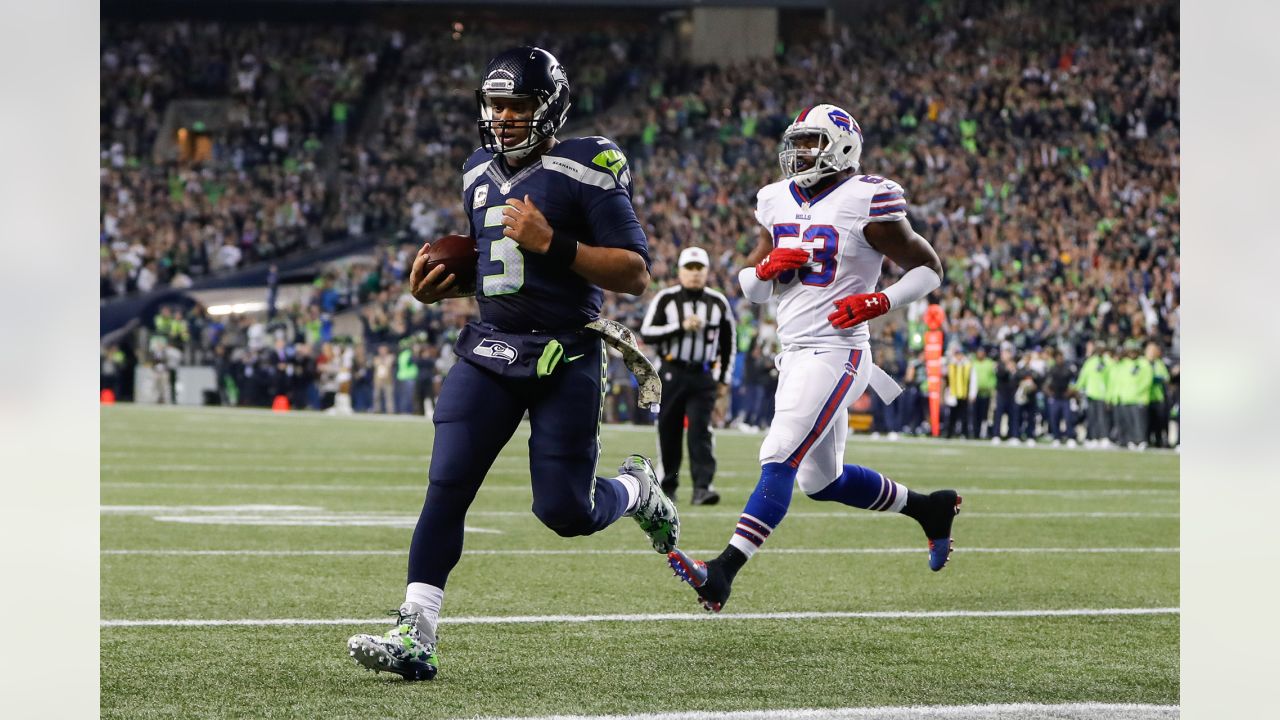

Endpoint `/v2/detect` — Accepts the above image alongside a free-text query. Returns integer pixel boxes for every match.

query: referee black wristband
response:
[544,232,578,267]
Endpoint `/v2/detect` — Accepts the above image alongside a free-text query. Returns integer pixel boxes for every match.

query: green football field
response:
[101,404,1179,719]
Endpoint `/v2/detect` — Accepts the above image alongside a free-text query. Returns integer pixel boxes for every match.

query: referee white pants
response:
[758,345,873,496]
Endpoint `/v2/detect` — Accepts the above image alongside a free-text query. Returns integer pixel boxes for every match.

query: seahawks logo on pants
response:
[473,339,518,365]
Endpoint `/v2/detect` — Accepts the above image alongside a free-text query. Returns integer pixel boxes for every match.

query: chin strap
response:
[496,134,548,161]
[791,170,828,189]
[585,318,662,412]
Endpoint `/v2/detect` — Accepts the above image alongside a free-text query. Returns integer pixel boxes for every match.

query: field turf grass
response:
[101,405,1178,719]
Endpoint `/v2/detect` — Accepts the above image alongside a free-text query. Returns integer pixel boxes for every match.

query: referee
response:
[639,246,735,505]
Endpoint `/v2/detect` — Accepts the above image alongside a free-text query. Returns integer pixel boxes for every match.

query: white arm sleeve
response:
[737,267,773,304]
[882,265,942,310]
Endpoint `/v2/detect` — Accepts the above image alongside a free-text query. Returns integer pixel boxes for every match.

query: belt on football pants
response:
[585,318,662,413]
[868,363,904,404]
[780,345,904,405]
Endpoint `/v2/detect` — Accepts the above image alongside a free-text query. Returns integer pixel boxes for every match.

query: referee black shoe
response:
[690,487,720,506]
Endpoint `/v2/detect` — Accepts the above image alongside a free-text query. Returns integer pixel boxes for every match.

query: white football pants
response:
[758,346,872,495]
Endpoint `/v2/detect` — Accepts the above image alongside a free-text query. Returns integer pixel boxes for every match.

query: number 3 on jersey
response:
[772,224,838,286]
[483,237,524,295]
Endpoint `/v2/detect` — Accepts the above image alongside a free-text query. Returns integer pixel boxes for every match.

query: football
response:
[425,234,479,297]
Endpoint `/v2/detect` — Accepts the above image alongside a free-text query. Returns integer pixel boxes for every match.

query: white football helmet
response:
[778,104,863,188]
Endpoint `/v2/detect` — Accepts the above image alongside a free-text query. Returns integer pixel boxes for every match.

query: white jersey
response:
[754,174,909,348]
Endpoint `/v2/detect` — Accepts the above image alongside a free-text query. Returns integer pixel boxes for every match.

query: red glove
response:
[828,292,890,329]
[755,247,812,281]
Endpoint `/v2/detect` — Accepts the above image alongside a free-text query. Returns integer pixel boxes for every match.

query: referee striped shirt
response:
[639,285,736,383]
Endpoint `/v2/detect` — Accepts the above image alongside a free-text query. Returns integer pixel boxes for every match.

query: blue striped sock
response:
[728,462,795,559]
[808,464,908,512]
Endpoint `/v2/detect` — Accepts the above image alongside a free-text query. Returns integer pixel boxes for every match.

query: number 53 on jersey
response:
[772,224,840,287]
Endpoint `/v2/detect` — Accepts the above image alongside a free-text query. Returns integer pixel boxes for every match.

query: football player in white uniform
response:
[668,104,962,612]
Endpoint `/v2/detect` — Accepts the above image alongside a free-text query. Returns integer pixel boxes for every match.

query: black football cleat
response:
[668,548,734,612]
[917,490,963,571]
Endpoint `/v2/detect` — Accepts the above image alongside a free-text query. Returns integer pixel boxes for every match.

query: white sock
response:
[729,534,759,558]
[404,582,444,641]
[871,475,908,513]
[727,513,774,560]
[618,473,641,514]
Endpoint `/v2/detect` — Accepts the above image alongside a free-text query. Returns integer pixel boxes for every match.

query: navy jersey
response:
[461,137,649,333]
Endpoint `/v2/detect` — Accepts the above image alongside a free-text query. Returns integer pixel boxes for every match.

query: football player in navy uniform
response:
[347,47,679,680]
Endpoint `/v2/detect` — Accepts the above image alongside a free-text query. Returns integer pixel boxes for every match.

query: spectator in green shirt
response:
[1116,340,1153,450]
[1074,341,1112,447]
[968,347,997,439]
[1146,342,1171,448]
[1103,345,1125,446]
[395,340,420,414]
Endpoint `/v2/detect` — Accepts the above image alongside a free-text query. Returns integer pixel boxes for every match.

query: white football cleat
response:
[347,603,439,681]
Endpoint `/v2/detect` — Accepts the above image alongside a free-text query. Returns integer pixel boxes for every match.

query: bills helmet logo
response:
[825,109,862,141]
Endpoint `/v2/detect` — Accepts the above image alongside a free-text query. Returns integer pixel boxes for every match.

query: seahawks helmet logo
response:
[474,339,518,365]
[482,69,516,94]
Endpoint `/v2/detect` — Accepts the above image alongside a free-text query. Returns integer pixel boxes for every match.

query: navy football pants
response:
[407,339,628,587]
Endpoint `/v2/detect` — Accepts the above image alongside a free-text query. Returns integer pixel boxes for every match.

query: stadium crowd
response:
[328,29,660,244]
[100,21,387,296]
[101,0,1180,447]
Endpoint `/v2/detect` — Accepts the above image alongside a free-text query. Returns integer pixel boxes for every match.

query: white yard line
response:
[102,464,428,475]
[100,481,1178,498]
[167,511,1177,521]
[101,504,322,514]
[949,488,1176,496]
[98,505,500,532]
[102,481,429,492]
[456,511,1179,519]
[101,547,1179,557]
[101,607,1178,628]
[99,448,430,458]
[98,504,1178,522]
[147,515,501,531]
[467,703,1179,720]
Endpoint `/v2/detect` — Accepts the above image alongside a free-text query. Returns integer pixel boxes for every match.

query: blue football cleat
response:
[668,548,731,612]
[928,537,953,572]
[922,490,962,571]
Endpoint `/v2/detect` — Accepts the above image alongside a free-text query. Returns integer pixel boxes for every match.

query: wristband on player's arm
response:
[544,232,578,267]
[738,266,773,303]
[881,265,942,309]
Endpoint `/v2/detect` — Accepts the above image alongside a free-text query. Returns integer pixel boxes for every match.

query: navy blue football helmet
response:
[476,46,571,160]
